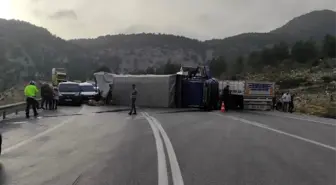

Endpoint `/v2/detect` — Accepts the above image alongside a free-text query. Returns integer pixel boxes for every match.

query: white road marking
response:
[257,112,336,127]
[213,113,336,152]
[12,121,29,124]
[150,115,185,185]
[142,112,168,185]
[2,106,85,154]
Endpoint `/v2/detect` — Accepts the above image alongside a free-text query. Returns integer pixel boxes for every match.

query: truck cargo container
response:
[94,72,176,107]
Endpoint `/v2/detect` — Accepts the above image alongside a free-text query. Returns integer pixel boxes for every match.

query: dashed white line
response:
[213,113,336,152]
[142,112,168,185]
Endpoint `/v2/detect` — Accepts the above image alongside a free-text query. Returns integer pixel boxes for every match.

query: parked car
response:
[58,82,82,106]
[79,82,99,101]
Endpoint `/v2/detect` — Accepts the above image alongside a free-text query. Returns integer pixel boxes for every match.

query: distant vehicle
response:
[52,68,67,86]
[79,82,99,101]
[58,82,82,106]
[219,80,275,110]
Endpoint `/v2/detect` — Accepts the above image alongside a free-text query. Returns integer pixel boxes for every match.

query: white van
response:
[79,82,99,101]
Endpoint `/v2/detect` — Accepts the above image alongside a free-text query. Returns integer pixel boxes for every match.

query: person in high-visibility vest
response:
[24,81,39,118]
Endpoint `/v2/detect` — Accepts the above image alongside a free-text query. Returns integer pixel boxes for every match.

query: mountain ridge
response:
[0,9,335,91]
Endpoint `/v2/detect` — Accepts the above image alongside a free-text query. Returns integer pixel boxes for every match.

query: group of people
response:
[281,92,295,113]
[23,81,60,118]
[40,83,60,110]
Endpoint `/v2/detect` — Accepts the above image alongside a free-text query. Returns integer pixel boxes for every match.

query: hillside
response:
[0,9,335,92]
[0,19,93,90]
[271,10,336,39]
[71,34,211,74]
[206,10,336,60]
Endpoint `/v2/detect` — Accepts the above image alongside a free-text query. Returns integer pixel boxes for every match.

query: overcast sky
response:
[3,0,336,40]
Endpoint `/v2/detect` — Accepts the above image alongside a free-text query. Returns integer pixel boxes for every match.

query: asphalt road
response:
[0,105,335,185]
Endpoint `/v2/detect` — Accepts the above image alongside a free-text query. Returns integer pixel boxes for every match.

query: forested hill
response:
[205,10,336,60]
[0,9,335,91]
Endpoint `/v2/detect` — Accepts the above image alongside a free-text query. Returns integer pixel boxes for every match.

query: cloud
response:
[48,10,77,20]
[9,0,336,40]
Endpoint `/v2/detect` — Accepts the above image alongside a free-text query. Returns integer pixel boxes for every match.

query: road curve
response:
[0,106,334,185]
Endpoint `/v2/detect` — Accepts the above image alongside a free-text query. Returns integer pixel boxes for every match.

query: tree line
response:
[209,34,336,78]
[94,34,335,78]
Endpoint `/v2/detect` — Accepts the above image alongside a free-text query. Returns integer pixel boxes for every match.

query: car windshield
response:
[58,84,80,92]
[80,85,95,92]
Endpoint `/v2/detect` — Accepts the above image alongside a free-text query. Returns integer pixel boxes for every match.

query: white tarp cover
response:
[94,72,176,107]
[94,72,114,98]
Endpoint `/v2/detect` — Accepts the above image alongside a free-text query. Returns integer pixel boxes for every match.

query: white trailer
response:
[219,80,275,110]
[94,72,176,107]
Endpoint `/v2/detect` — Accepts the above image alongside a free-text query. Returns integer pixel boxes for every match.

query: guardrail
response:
[0,99,41,119]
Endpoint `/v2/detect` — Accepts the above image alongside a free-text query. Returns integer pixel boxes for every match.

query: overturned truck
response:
[94,70,219,110]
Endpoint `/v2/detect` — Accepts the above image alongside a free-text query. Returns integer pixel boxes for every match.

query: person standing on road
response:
[47,85,55,110]
[128,84,137,115]
[53,87,59,110]
[272,96,276,110]
[288,93,295,113]
[40,83,49,109]
[282,92,290,112]
[24,81,39,118]
[221,85,230,111]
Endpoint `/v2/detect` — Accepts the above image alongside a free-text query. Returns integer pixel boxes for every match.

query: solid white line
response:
[142,112,168,185]
[150,115,185,185]
[258,112,336,127]
[2,106,85,154]
[213,113,336,152]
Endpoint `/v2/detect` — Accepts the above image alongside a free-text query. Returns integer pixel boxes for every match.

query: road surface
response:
[0,105,335,185]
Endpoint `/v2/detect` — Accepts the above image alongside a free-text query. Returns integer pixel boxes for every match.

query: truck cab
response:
[52,68,67,86]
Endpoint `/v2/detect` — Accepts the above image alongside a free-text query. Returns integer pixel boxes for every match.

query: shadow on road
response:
[95,108,130,114]
[0,163,7,185]
[157,109,205,114]
[0,121,22,131]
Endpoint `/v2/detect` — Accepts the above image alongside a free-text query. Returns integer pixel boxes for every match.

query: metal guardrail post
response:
[0,99,41,121]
